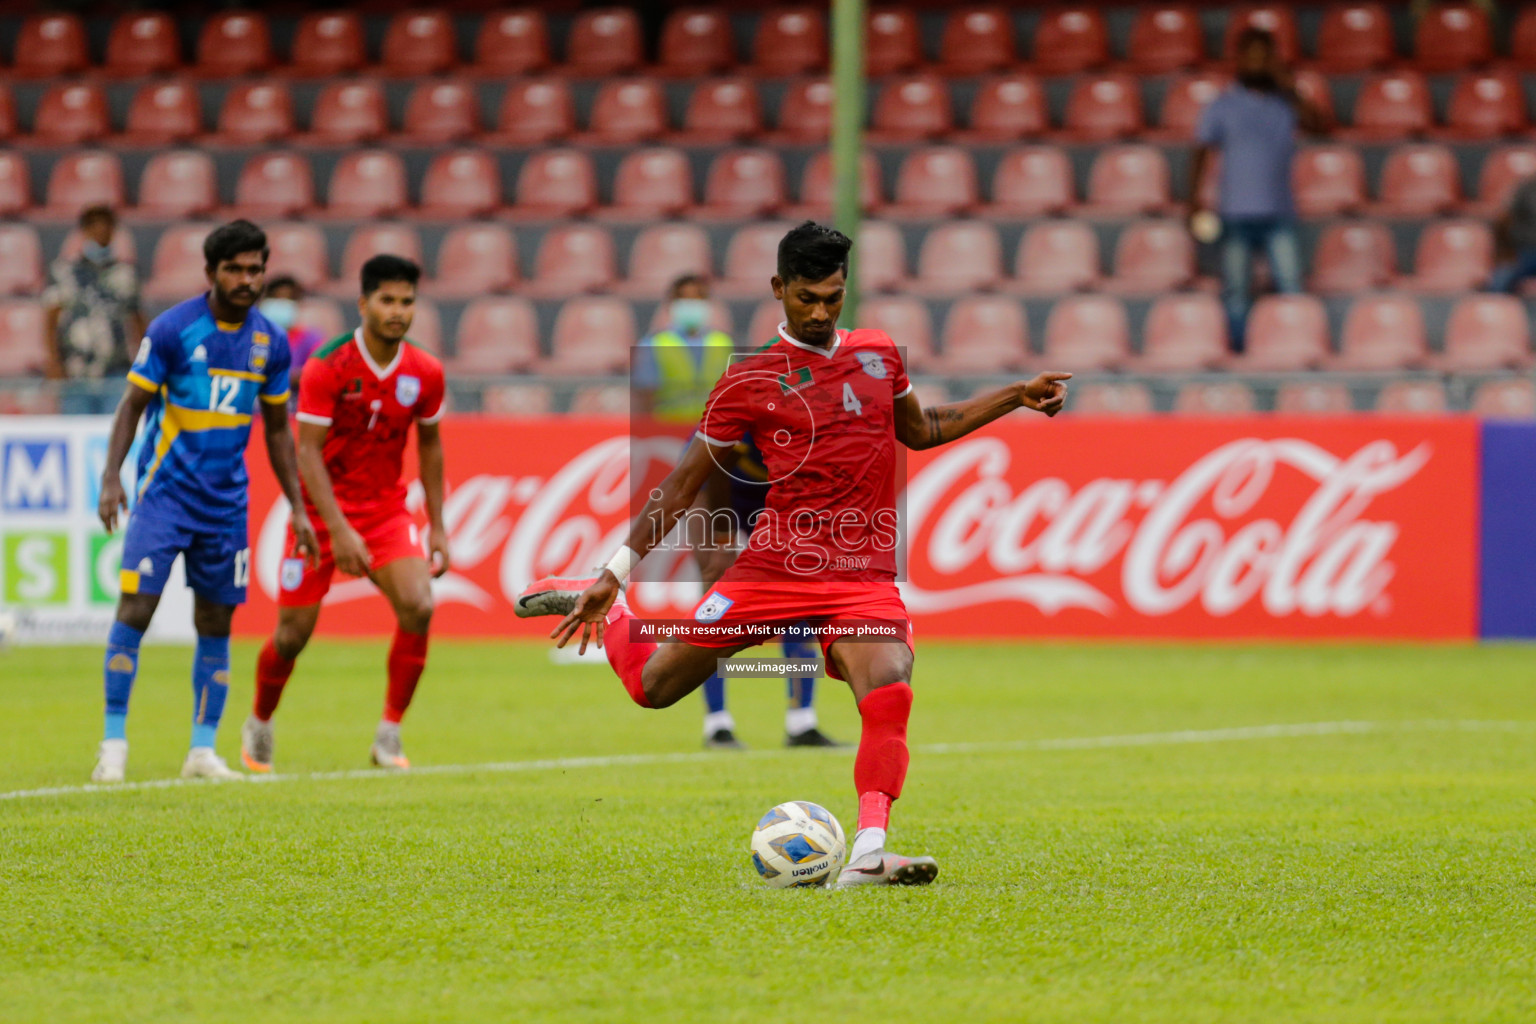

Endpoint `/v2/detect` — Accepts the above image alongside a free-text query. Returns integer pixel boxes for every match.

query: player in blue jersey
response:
[91,220,317,783]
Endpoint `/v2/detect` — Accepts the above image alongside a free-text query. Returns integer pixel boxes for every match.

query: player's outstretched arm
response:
[262,403,318,563]
[894,372,1071,451]
[417,421,450,578]
[97,383,154,533]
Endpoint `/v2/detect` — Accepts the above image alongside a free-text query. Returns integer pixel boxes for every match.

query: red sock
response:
[603,601,656,709]
[253,638,296,722]
[854,682,912,831]
[383,629,429,724]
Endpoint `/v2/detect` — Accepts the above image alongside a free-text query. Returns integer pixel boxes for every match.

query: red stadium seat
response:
[1084,145,1170,214]
[1043,296,1130,371]
[1293,145,1367,216]
[1127,6,1204,74]
[452,299,540,374]
[964,75,1048,141]
[1471,378,1536,418]
[1315,3,1393,72]
[985,147,1073,216]
[607,148,695,219]
[307,81,388,145]
[197,13,272,77]
[403,299,443,356]
[1442,72,1527,139]
[702,149,786,218]
[58,225,136,266]
[291,12,366,76]
[482,385,555,416]
[474,10,550,76]
[105,12,180,77]
[567,8,643,76]
[1032,7,1108,74]
[584,79,668,145]
[888,147,978,218]
[266,224,330,290]
[1414,3,1490,72]
[569,386,629,414]
[1473,146,1536,214]
[1310,221,1397,293]
[753,8,827,75]
[0,303,49,376]
[1330,295,1428,370]
[137,151,217,219]
[33,84,110,147]
[867,9,921,76]
[146,225,214,301]
[851,221,903,293]
[1348,71,1433,139]
[1373,144,1461,215]
[1294,70,1338,128]
[0,226,44,296]
[1062,73,1145,140]
[44,152,124,219]
[1374,380,1446,414]
[620,224,713,297]
[659,8,735,76]
[528,225,617,298]
[1151,72,1228,141]
[339,226,424,292]
[543,298,636,375]
[13,14,87,78]
[937,296,1030,373]
[0,87,14,141]
[1174,382,1256,415]
[512,149,598,220]
[420,150,502,218]
[401,81,480,143]
[434,226,518,298]
[326,151,409,220]
[491,80,575,146]
[938,7,1015,74]
[793,151,882,217]
[746,298,788,345]
[213,84,294,145]
[679,79,762,142]
[1224,6,1299,62]
[771,80,833,144]
[233,153,315,220]
[1407,219,1491,293]
[720,221,795,297]
[1438,295,1531,371]
[913,222,1003,294]
[871,75,953,142]
[1071,383,1155,416]
[1105,219,1195,294]
[123,83,201,145]
[382,11,456,76]
[293,298,343,343]
[1515,8,1536,68]
[1012,221,1100,294]
[1132,293,1228,371]
[860,295,935,369]
[1234,295,1331,370]
[1275,381,1354,414]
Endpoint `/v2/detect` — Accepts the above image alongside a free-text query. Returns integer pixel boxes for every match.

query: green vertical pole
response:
[831,0,865,324]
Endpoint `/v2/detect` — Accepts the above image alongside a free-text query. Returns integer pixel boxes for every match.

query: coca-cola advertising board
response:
[239,416,1479,641]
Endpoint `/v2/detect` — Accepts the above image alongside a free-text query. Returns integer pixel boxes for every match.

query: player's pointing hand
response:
[1019,372,1072,417]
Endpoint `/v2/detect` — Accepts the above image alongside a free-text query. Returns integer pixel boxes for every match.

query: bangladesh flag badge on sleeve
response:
[778,366,814,394]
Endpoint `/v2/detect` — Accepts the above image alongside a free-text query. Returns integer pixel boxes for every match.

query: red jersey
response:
[696,324,912,583]
[296,330,445,515]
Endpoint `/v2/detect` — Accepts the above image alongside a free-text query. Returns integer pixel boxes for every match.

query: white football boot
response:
[91,739,128,783]
[835,849,940,888]
[370,723,411,771]
[240,716,275,774]
[181,747,240,780]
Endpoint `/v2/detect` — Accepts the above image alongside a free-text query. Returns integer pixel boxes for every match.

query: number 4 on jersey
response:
[842,382,863,416]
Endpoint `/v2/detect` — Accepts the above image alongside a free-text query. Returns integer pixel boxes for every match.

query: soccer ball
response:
[750,801,846,888]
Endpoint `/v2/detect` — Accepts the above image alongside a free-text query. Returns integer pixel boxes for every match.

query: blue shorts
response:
[728,434,771,530]
[119,506,250,606]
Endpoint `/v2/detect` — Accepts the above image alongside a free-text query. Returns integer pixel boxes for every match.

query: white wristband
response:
[604,545,642,584]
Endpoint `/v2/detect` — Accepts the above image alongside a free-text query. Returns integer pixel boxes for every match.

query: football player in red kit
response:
[516,223,1070,886]
[242,255,450,773]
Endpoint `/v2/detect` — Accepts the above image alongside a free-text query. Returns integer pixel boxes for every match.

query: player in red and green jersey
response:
[241,255,450,773]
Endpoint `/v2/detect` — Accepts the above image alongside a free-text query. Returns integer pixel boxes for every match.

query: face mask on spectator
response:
[83,241,113,265]
[670,299,710,334]
[259,297,299,332]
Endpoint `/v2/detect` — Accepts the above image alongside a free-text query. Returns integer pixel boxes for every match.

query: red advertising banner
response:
[240,416,1479,641]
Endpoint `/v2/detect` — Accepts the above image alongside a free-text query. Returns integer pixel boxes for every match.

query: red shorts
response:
[277,503,423,607]
[683,579,913,681]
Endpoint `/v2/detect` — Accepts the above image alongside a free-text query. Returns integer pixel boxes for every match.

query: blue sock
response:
[190,635,231,750]
[782,637,817,709]
[702,673,727,714]
[103,621,143,741]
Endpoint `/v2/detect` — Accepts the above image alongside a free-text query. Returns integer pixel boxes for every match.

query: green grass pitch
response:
[2,639,1534,1023]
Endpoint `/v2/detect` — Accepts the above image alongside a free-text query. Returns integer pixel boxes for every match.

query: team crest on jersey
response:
[856,350,888,380]
[248,333,270,372]
[694,592,735,623]
[280,558,304,592]
[778,366,814,394]
[343,378,363,399]
[395,375,421,407]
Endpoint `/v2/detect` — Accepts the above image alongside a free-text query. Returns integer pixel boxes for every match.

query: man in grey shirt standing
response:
[1191,28,1326,350]
[42,205,146,414]
[1489,176,1536,293]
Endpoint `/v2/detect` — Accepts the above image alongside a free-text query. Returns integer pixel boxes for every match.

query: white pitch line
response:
[2,719,1531,804]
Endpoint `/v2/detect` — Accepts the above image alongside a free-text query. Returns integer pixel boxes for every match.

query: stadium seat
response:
[606,148,695,219]
[1310,221,1397,293]
[527,225,617,298]
[1012,221,1100,294]
[1174,382,1257,415]
[1151,72,1228,141]
[0,226,44,296]
[569,386,629,414]
[1032,7,1108,74]
[402,299,443,356]
[104,12,181,77]
[1275,381,1354,414]
[1470,378,1536,418]
[474,10,551,76]
[137,151,218,219]
[1374,380,1446,414]
[1472,145,1536,215]
[266,224,330,290]
[1293,146,1367,216]
[1234,294,1332,370]
[491,80,576,145]
[746,298,788,345]
[753,8,828,74]
[433,225,518,298]
[793,151,883,216]
[679,79,762,142]
[420,150,502,218]
[482,385,555,416]
[325,151,409,220]
[1127,6,1204,74]
[296,298,344,340]
[1441,72,1527,139]
[1407,220,1492,293]
[1084,146,1171,214]
[1062,73,1145,140]
[1330,295,1428,370]
[866,9,921,76]
[887,147,978,218]
[659,8,735,76]
[870,75,953,142]
[542,298,636,375]
[146,225,215,301]
[290,12,366,76]
[0,87,13,141]
[123,83,201,145]
[1105,219,1196,294]
[936,296,1030,373]
[32,84,110,147]
[1293,70,1338,127]
[213,84,294,145]
[233,153,315,220]
[567,8,643,76]
[1071,382,1155,416]
[770,80,833,143]
[1413,3,1490,72]
[382,11,456,76]
[963,75,1049,141]
[0,303,49,375]
[339,226,424,293]
[1372,144,1461,215]
[1347,72,1433,139]
[702,149,787,218]
[1131,293,1228,371]
[511,149,598,220]
[1042,296,1130,370]
[197,13,272,76]
[13,14,87,78]
[719,221,795,297]
[938,7,1015,74]
[1223,6,1299,61]
[584,79,668,145]
[984,147,1073,216]
[57,226,136,266]
[451,298,540,374]
[1437,294,1531,371]
[43,152,124,220]
[1315,3,1393,72]
[1515,7,1536,68]
[401,81,480,143]
[620,224,713,297]
[913,222,1003,294]
[306,82,388,145]
[860,295,936,370]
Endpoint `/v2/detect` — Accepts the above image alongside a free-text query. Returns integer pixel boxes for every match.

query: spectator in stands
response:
[259,275,328,383]
[1190,28,1326,350]
[1488,175,1536,294]
[42,206,145,414]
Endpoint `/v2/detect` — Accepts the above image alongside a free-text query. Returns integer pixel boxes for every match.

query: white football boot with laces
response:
[182,746,241,780]
[92,739,128,783]
[835,849,940,888]
[241,716,275,774]
[370,723,411,771]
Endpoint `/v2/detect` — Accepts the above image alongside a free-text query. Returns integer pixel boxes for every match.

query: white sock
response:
[849,827,886,863]
[784,706,818,736]
[703,710,735,736]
